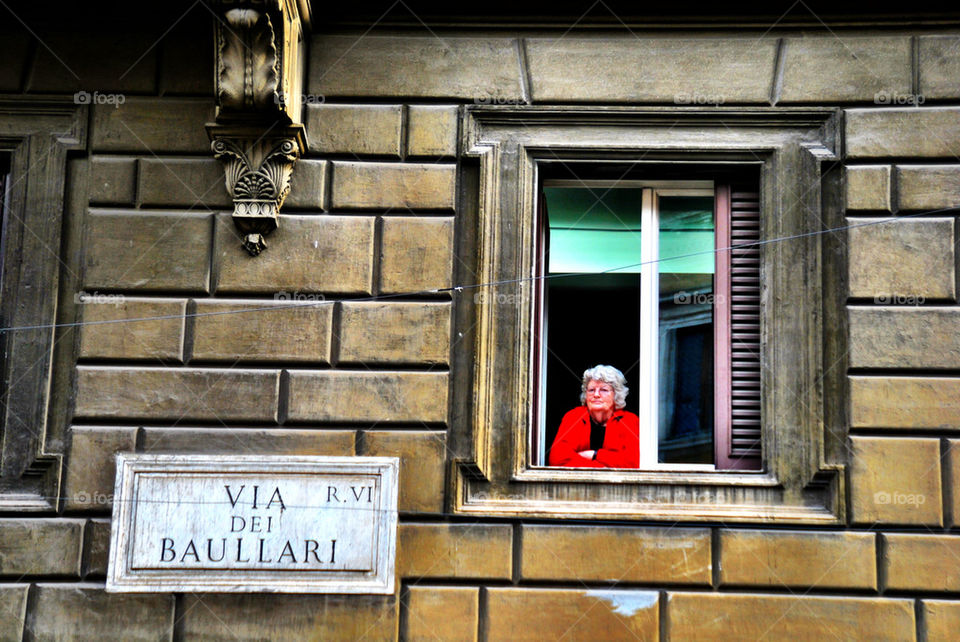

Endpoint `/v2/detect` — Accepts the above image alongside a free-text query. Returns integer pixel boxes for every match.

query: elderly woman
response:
[548,365,640,468]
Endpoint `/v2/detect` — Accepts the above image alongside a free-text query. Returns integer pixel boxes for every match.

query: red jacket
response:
[548,406,641,468]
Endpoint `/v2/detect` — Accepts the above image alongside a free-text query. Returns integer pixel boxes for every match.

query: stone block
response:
[83,519,111,578]
[849,308,960,369]
[0,519,83,577]
[192,299,333,363]
[83,210,211,293]
[398,523,512,580]
[310,35,523,101]
[287,371,448,424]
[779,37,911,103]
[214,214,375,295]
[850,377,960,430]
[526,37,776,103]
[92,98,214,153]
[339,302,451,365]
[283,159,328,210]
[949,439,960,527]
[923,599,960,642]
[363,431,446,514]
[89,157,137,205]
[849,436,942,526]
[63,426,138,512]
[0,585,28,642]
[520,524,711,585]
[847,217,955,299]
[898,164,960,211]
[305,104,402,157]
[332,161,456,211]
[407,105,458,157]
[845,165,891,211]
[138,427,355,457]
[884,533,960,591]
[406,586,478,642]
[719,529,876,589]
[486,588,659,641]
[29,33,155,94]
[919,36,960,100]
[380,217,454,294]
[179,593,396,640]
[79,298,186,362]
[667,593,913,640]
[846,107,960,158]
[138,157,231,208]
[74,366,280,423]
[27,584,174,641]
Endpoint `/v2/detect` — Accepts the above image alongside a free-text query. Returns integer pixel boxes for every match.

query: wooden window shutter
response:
[714,183,762,470]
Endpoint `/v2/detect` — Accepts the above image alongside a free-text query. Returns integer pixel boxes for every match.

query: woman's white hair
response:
[580,364,629,410]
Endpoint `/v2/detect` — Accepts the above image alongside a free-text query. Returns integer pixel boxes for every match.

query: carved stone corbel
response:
[208,0,310,255]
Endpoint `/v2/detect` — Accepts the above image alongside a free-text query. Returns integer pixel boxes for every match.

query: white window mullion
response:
[638,189,659,467]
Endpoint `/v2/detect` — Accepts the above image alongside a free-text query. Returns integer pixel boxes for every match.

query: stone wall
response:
[2,6,960,640]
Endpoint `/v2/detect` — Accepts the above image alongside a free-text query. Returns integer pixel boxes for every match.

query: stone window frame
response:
[0,99,86,511]
[451,106,846,523]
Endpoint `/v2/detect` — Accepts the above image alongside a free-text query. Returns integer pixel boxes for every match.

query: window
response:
[454,106,844,523]
[536,178,760,470]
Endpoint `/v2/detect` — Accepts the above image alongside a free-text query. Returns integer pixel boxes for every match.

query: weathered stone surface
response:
[719,529,876,589]
[398,523,512,580]
[779,37,911,103]
[846,107,960,158]
[0,584,28,642]
[849,308,960,369]
[30,33,155,93]
[949,439,960,527]
[83,518,111,578]
[884,534,960,591]
[138,428,355,457]
[407,105,458,157]
[0,519,83,577]
[847,217,955,299]
[287,371,448,424]
[851,377,960,430]
[91,98,214,153]
[74,366,280,422]
[924,599,960,642]
[406,586,478,642]
[845,165,891,211]
[526,37,776,103]
[849,436,942,526]
[898,164,960,211]
[27,584,174,642]
[919,36,960,100]
[311,35,523,101]
[667,593,913,640]
[79,298,186,362]
[192,299,333,363]
[84,210,211,293]
[332,162,456,211]
[486,588,659,641]
[521,525,710,585]
[305,104,402,157]
[380,217,454,294]
[89,157,137,205]
[339,302,451,365]
[138,158,230,208]
[179,593,397,641]
[363,431,446,514]
[283,159,328,210]
[214,214,375,295]
[63,426,138,512]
